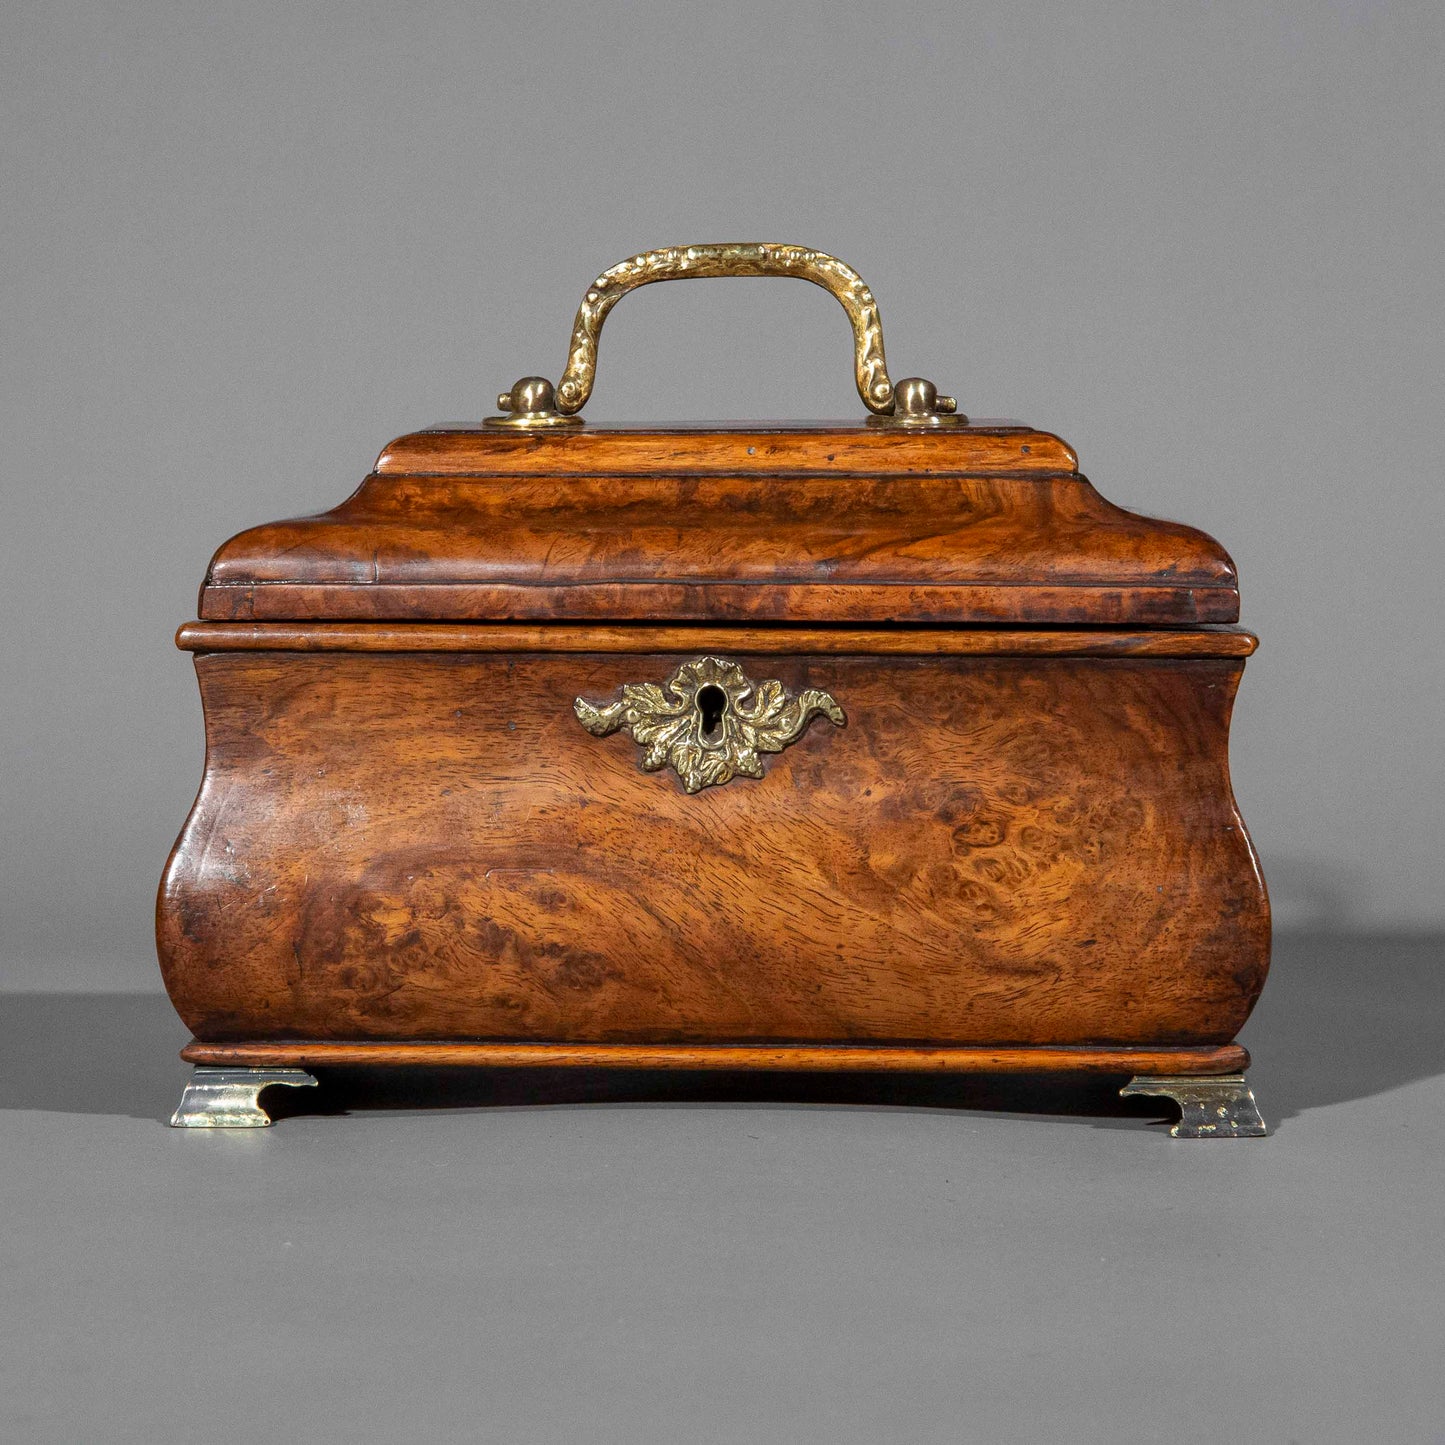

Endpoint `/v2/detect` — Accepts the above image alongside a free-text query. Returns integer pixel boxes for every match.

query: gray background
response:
[3,3,1443,1442]
[5,938,1444,1443]
[3,0,1443,986]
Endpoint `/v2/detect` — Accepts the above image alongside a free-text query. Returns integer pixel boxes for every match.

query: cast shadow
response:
[0,992,192,1122]
[2,933,1439,1128]
[1237,931,1445,1122]
[262,1062,1164,1129]
[0,991,1161,1128]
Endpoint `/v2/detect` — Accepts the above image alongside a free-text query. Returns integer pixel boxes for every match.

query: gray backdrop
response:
[4,0,1443,990]
[5,9,1445,1444]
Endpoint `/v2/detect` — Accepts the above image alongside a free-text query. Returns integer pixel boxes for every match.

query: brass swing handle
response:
[487,243,961,427]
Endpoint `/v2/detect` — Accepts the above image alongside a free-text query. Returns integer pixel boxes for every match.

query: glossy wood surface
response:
[202,582,1239,627]
[177,622,1259,657]
[181,1040,1250,1075]
[373,421,1079,476]
[199,423,1239,625]
[157,650,1269,1048]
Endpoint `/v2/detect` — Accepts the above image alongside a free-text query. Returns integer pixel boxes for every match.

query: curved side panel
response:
[157,651,1270,1046]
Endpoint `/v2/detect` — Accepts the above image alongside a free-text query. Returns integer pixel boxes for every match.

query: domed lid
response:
[199,417,1237,626]
[196,245,1239,627]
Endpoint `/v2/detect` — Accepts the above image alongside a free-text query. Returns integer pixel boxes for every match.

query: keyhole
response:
[696,684,728,742]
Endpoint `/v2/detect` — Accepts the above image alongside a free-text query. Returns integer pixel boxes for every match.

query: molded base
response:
[172,1046,1266,1136]
[180,1039,1250,1075]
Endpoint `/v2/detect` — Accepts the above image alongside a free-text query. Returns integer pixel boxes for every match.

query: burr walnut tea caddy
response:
[159,244,1270,1136]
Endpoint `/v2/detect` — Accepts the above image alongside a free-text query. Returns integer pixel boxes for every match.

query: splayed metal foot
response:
[169,1066,319,1128]
[1120,1073,1267,1138]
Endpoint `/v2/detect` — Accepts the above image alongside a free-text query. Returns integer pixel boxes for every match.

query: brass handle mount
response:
[486,243,964,428]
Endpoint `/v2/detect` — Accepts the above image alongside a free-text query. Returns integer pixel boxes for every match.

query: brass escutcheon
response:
[574,656,845,793]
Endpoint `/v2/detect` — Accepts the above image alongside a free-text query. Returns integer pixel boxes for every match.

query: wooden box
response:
[159,245,1269,1135]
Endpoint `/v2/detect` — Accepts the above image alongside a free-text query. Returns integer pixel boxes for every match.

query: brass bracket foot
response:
[1120,1073,1268,1138]
[169,1066,319,1128]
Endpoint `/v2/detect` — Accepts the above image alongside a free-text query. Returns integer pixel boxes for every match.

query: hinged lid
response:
[199,245,1239,627]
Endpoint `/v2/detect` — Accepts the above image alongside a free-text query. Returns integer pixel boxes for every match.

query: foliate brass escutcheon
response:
[574,656,845,794]
[485,243,965,427]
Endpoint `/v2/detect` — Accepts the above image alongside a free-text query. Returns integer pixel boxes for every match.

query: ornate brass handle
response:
[574,656,845,794]
[488,243,962,427]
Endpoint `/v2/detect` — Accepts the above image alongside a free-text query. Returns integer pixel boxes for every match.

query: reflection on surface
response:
[1,934,1439,1127]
